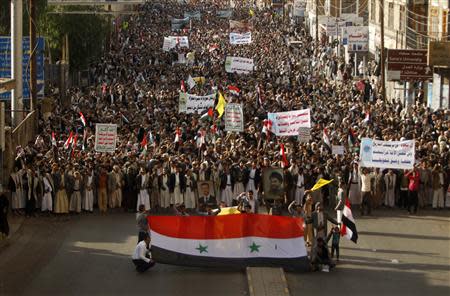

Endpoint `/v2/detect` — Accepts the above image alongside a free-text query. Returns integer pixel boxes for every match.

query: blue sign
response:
[0,36,45,100]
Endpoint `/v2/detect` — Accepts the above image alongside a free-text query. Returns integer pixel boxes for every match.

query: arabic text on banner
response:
[229,32,252,45]
[95,124,117,153]
[179,92,216,114]
[163,36,189,51]
[267,109,311,136]
[359,138,415,169]
[298,127,311,142]
[225,56,254,74]
[224,103,244,132]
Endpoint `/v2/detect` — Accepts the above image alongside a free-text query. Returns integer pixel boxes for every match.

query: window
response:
[388,2,394,29]
[399,5,405,31]
[370,0,376,22]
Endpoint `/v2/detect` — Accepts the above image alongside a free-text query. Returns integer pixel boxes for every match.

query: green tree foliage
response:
[0,1,111,72]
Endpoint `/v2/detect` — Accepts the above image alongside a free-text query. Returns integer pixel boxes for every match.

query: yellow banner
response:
[310,178,334,192]
[217,206,240,215]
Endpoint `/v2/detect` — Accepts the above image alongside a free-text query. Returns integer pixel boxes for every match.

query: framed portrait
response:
[197,180,217,206]
[262,168,285,200]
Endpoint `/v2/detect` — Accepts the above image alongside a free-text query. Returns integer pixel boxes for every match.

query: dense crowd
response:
[4,0,450,230]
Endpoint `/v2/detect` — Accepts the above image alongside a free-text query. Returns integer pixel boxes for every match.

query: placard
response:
[267,109,311,136]
[95,124,117,153]
[225,56,254,74]
[224,103,244,132]
[332,145,345,155]
[298,127,311,143]
[359,138,415,169]
[179,92,216,114]
[229,32,252,45]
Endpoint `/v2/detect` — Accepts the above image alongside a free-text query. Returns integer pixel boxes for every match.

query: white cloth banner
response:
[95,124,117,153]
[267,109,311,136]
[224,103,244,132]
[229,32,252,45]
[359,138,415,169]
[225,56,254,74]
[179,92,216,114]
[163,36,189,51]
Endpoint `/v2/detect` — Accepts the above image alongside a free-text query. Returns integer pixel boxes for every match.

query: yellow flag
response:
[216,92,227,118]
[249,8,255,17]
[193,76,205,85]
[217,206,240,215]
[310,178,334,192]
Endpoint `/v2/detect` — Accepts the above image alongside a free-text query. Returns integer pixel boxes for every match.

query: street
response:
[0,209,449,296]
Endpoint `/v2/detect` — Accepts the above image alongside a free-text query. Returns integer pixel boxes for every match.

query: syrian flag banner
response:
[227,85,241,96]
[341,199,358,243]
[64,132,74,150]
[51,132,57,147]
[71,133,79,157]
[363,111,370,123]
[79,112,87,127]
[148,214,309,270]
[174,127,182,143]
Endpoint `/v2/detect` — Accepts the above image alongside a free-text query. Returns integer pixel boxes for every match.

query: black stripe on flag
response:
[342,215,358,243]
[151,246,310,271]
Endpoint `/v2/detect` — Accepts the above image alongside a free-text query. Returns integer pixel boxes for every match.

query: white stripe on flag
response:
[150,231,307,258]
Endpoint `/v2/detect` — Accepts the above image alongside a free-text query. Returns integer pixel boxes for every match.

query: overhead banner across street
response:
[359,138,415,169]
[267,109,311,136]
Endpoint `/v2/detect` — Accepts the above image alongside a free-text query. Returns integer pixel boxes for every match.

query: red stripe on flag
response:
[148,214,304,239]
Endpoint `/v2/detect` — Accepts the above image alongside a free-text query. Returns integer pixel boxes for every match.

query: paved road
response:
[0,212,248,296]
[287,209,450,296]
[1,209,449,296]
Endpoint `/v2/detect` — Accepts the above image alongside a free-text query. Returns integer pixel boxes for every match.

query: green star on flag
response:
[196,243,208,253]
[249,242,261,253]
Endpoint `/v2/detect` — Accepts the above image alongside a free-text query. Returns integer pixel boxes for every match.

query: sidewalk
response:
[0,214,25,251]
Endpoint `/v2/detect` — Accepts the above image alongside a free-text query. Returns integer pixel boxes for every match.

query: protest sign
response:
[171,17,190,31]
[179,92,216,114]
[163,36,189,51]
[224,103,244,132]
[162,37,176,51]
[225,56,254,74]
[359,138,415,169]
[184,11,201,20]
[95,124,117,153]
[217,10,232,18]
[267,109,311,136]
[332,145,345,155]
[229,32,252,45]
[298,127,311,142]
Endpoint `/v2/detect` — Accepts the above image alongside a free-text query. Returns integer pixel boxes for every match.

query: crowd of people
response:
[2,0,450,256]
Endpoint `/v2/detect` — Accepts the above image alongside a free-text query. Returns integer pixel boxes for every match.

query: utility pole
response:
[29,0,37,112]
[380,0,386,101]
[11,0,23,127]
[315,0,319,41]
